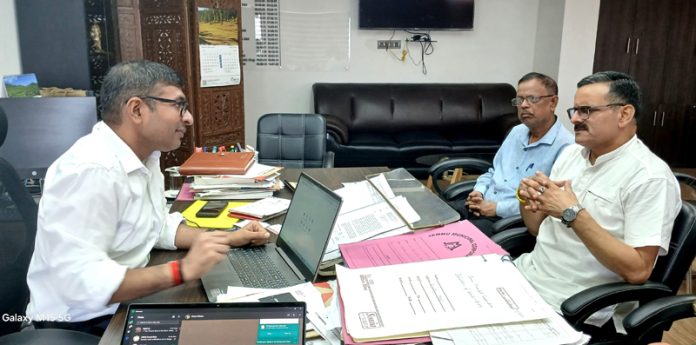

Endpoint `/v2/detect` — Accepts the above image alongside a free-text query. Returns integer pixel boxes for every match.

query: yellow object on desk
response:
[181,200,249,229]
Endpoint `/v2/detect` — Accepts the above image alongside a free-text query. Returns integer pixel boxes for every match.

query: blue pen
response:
[525,163,535,171]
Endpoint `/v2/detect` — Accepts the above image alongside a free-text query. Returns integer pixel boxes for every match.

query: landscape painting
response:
[3,74,40,97]
[198,7,239,45]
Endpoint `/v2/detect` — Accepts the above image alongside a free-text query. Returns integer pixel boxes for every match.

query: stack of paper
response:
[188,162,283,200]
[336,255,559,343]
[228,197,291,220]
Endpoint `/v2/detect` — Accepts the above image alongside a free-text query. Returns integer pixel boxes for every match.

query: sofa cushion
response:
[313,83,518,177]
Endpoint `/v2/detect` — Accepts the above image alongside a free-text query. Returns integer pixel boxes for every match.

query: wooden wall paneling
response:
[592,0,637,73]
[191,0,246,151]
[139,0,197,169]
[116,0,143,61]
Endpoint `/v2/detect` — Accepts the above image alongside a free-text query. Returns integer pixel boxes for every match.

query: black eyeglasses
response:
[140,95,188,117]
[566,103,625,120]
[511,95,555,107]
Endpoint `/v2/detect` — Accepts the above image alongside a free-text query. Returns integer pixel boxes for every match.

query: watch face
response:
[562,208,576,222]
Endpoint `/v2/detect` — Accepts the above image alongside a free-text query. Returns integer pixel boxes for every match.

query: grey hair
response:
[99,60,183,124]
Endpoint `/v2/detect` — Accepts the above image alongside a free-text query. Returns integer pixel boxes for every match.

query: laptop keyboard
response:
[228,247,291,288]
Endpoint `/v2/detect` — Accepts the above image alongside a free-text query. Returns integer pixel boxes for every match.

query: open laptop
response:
[202,173,343,301]
[121,302,306,345]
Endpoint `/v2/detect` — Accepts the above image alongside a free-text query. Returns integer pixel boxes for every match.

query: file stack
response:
[188,162,284,200]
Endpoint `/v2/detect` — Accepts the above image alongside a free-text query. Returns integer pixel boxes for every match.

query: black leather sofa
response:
[313,83,519,177]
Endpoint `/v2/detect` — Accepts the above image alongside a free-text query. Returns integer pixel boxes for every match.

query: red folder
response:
[179,151,255,176]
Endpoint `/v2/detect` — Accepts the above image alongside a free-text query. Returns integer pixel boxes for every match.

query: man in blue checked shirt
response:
[463,72,574,236]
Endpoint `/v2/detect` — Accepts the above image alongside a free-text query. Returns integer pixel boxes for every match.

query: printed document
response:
[430,311,587,345]
[336,255,555,342]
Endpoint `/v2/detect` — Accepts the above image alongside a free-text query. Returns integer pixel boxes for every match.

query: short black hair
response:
[577,71,642,121]
[99,60,183,124]
[518,72,558,95]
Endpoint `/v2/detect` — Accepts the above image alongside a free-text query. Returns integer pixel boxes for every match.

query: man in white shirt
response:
[26,60,270,335]
[514,71,681,334]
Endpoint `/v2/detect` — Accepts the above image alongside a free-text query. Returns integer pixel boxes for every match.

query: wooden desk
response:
[98,167,388,345]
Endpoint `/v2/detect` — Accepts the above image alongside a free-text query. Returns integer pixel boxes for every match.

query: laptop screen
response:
[121,302,306,345]
[276,173,342,281]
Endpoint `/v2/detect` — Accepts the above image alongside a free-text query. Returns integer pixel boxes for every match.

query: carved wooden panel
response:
[117,0,245,171]
[116,0,143,61]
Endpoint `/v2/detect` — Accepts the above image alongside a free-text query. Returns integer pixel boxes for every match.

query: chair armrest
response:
[323,151,335,168]
[674,172,696,187]
[442,180,476,201]
[490,227,535,258]
[323,114,350,145]
[490,216,524,234]
[623,294,696,344]
[560,281,673,329]
[429,158,491,196]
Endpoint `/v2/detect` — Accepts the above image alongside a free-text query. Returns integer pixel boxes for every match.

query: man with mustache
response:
[515,71,681,335]
[25,61,270,335]
[462,72,574,236]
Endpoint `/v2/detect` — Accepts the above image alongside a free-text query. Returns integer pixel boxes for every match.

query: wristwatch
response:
[561,204,584,227]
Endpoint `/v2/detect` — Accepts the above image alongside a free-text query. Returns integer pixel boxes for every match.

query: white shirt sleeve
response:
[32,164,129,312]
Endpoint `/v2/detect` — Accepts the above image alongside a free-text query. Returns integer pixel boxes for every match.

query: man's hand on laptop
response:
[182,231,235,281]
[228,221,271,247]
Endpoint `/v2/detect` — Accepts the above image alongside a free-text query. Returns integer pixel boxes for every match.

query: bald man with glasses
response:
[515,71,681,336]
[459,72,574,236]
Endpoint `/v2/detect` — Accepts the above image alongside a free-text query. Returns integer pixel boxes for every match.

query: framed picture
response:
[2,73,41,97]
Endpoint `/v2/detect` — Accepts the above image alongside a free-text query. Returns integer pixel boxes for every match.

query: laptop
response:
[120,302,306,345]
[202,173,343,301]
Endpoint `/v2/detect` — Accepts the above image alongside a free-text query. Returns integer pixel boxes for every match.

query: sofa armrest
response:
[322,114,350,145]
[323,151,335,168]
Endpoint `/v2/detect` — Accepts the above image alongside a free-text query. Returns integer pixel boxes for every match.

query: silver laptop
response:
[121,302,306,345]
[202,173,342,301]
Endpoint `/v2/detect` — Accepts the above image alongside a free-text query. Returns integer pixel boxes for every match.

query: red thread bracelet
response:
[169,260,182,285]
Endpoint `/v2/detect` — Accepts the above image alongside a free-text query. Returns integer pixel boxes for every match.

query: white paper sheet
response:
[336,255,556,342]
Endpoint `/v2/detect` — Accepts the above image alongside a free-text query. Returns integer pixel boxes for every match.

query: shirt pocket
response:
[582,188,623,236]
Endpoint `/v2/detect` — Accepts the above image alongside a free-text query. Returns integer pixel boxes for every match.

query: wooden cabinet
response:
[116,0,246,171]
[593,0,696,167]
[15,0,120,101]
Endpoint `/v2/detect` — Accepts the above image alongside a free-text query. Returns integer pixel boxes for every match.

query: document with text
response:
[336,255,555,342]
[430,310,587,345]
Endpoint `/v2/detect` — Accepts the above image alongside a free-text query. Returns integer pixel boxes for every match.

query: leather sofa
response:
[313,83,519,177]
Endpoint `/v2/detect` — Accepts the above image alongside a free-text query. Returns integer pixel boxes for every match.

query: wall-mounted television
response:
[359,0,475,30]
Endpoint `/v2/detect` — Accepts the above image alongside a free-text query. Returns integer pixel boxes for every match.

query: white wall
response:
[243,0,548,145]
[533,0,565,78]
[0,0,21,76]
[556,0,601,130]
[1,0,601,141]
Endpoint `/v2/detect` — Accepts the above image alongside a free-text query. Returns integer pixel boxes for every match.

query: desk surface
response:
[98,167,388,345]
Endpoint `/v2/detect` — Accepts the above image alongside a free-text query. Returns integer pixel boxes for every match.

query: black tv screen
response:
[359,0,475,30]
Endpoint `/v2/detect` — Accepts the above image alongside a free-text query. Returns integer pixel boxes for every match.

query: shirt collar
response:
[94,121,160,174]
[520,116,563,148]
[580,134,638,165]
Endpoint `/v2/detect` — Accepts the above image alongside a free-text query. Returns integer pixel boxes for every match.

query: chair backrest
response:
[0,110,39,336]
[256,113,329,168]
[650,201,696,292]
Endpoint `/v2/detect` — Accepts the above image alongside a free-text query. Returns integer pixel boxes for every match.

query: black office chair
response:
[491,201,696,344]
[0,108,99,344]
[622,294,696,344]
[256,113,334,168]
[428,157,524,234]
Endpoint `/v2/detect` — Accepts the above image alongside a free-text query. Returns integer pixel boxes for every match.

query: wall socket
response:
[377,40,401,49]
